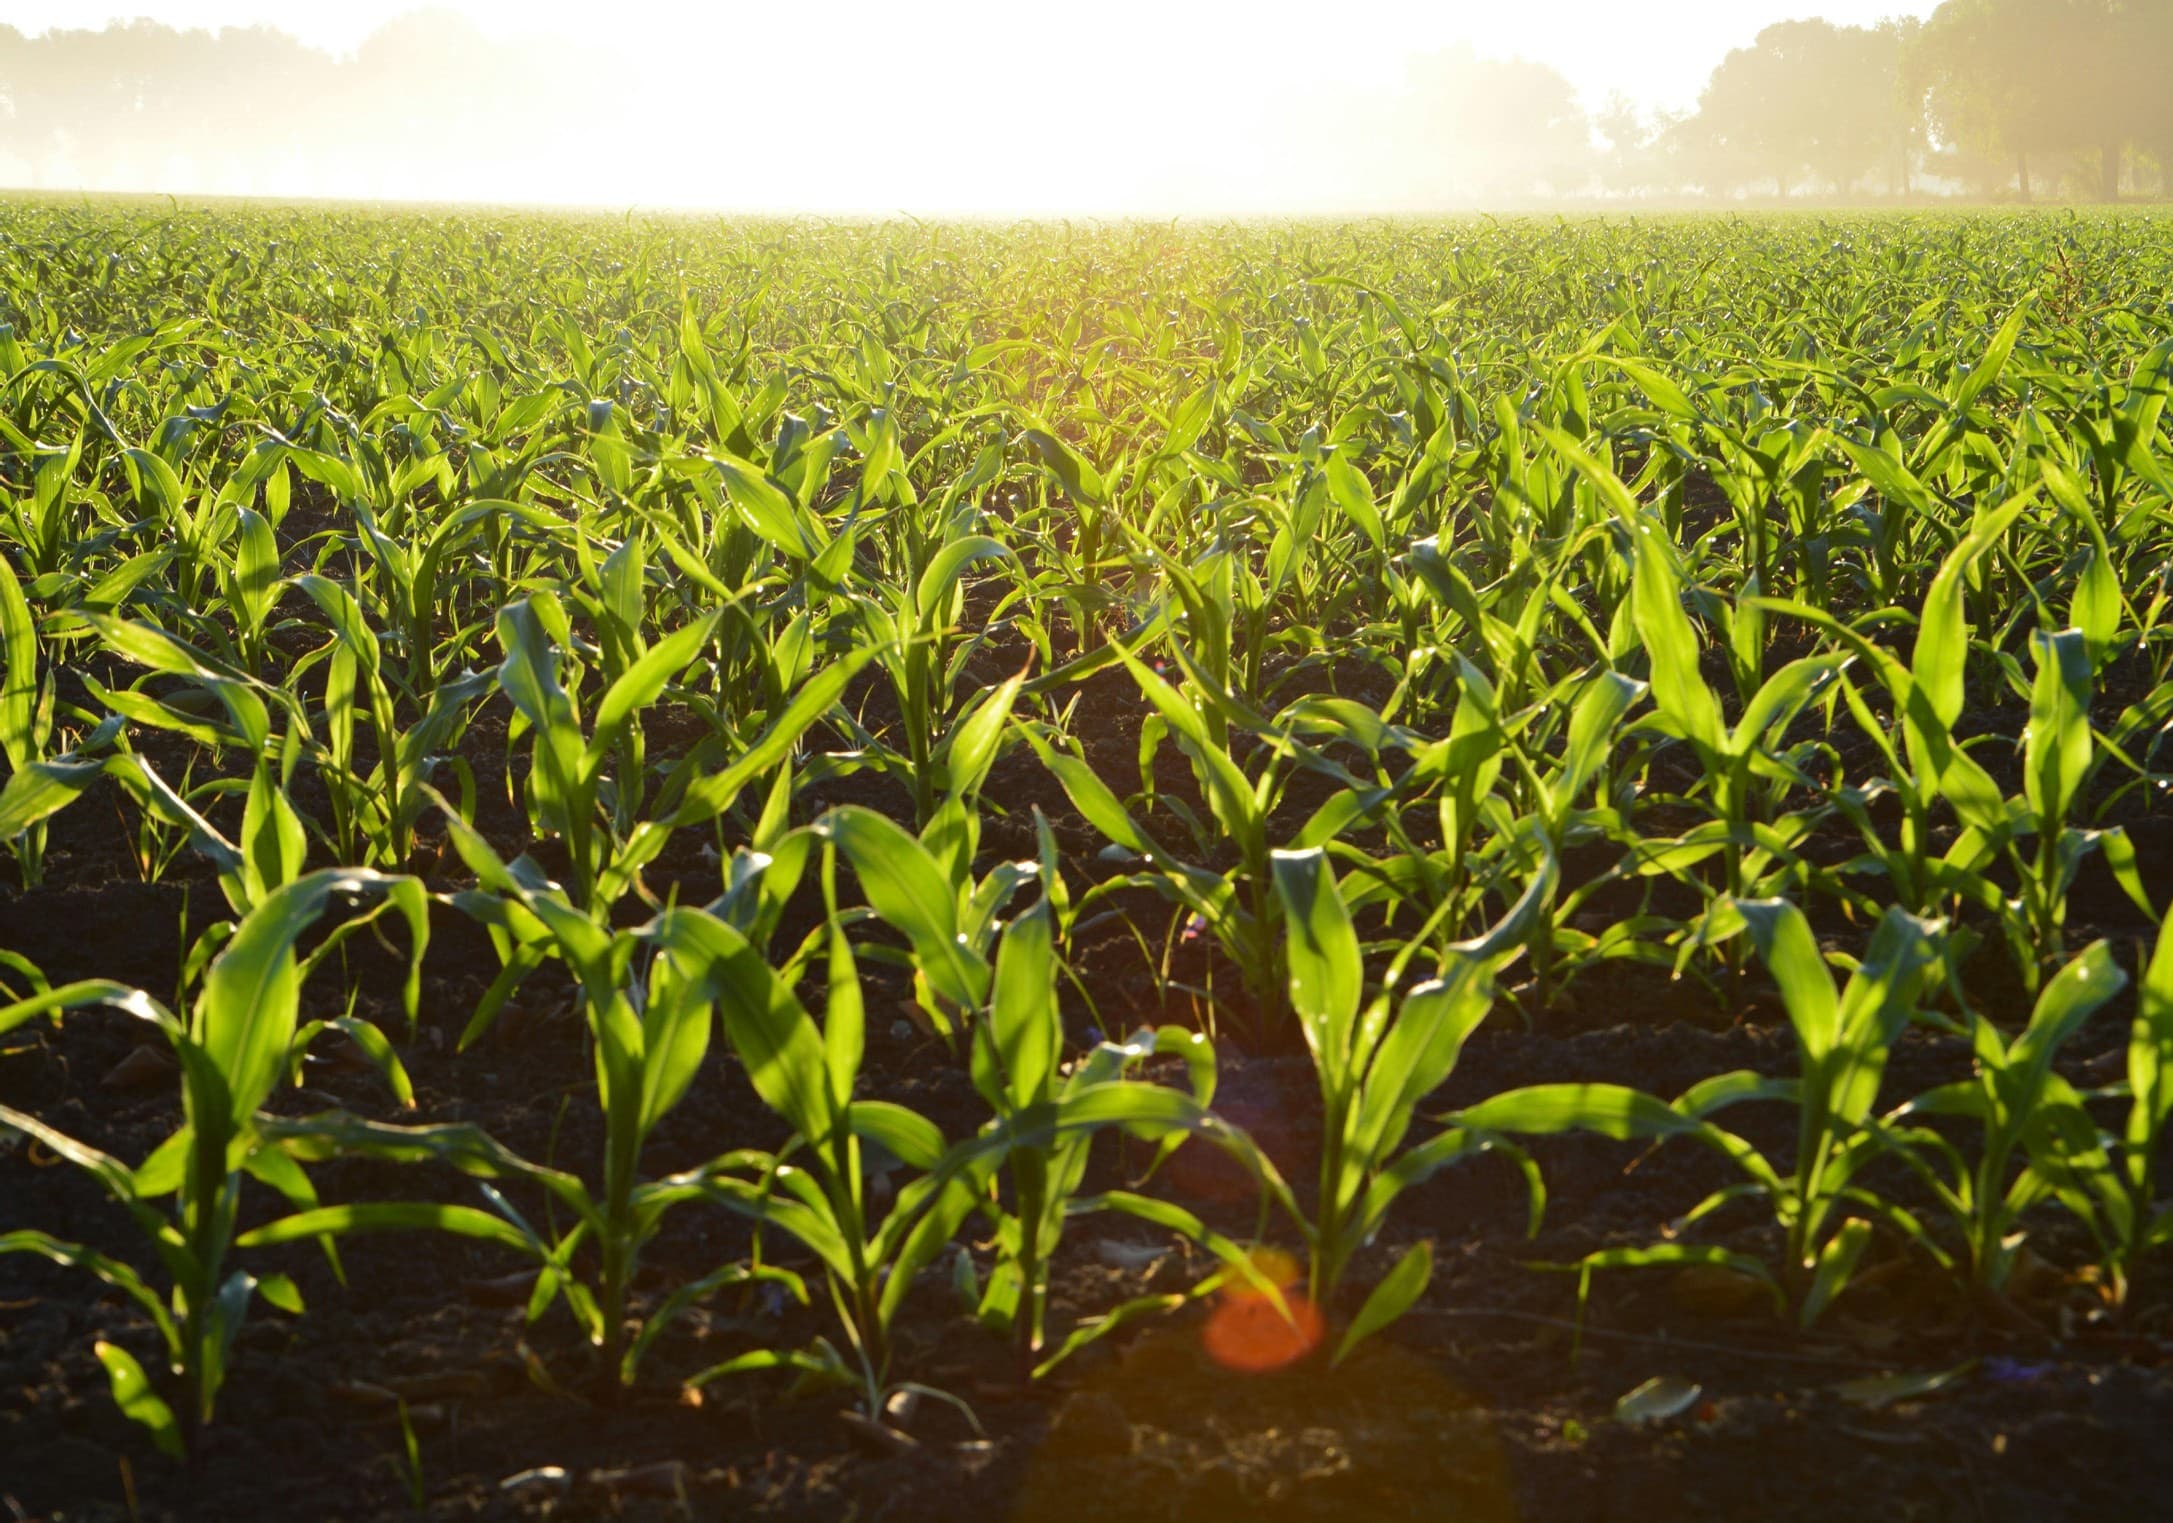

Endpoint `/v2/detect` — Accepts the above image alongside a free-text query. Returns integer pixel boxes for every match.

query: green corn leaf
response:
[1348,957,1495,1169]
[1629,518,1726,756]
[717,451,827,559]
[1272,847,1363,1086]
[2024,628,2092,830]
[822,913,866,1118]
[1800,1217,1873,1327]
[1323,452,1386,556]
[979,897,1060,1111]
[589,611,720,758]
[666,646,877,827]
[232,505,281,631]
[237,1202,537,1255]
[848,1100,947,1172]
[1911,495,2031,732]
[94,1341,183,1459]
[2,1231,180,1348]
[1333,1239,1433,1367]
[197,870,425,1121]
[0,553,40,767]
[654,909,833,1144]
[1949,301,2028,416]
[634,960,713,1139]
[913,534,1012,626]
[825,805,989,1012]
[1734,899,1840,1060]
[0,756,107,840]
[2129,909,2173,1176]
[1453,1082,1698,1141]
[1022,427,1105,507]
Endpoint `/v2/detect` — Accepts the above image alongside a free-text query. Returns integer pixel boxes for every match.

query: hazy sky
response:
[11,1,1939,115]
[1,2,1952,210]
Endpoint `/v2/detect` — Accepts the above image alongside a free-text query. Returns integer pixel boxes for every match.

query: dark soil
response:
[7,667,2173,1523]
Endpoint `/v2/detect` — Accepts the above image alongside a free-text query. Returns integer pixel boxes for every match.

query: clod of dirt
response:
[100,1044,176,1089]
[839,1410,919,1456]
[1049,1390,1133,1456]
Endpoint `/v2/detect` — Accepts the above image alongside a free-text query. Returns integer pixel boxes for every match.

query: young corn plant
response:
[494,590,721,911]
[689,840,1270,1415]
[1751,493,2033,929]
[676,865,985,1418]
[246,812,805,1389]
[1878,938,2130,1298]
[818,674,1027,1046]
[1454,898,1942,1328]
[1553,433,1847,936]
[842,516,1018,830]
[1488,665,1643,1006]
[296,573,490,868]
[1027,641,1381,1032]
[958,860,1229,1379]
[2025,905,2173,1306]
[0,870,427,1456]
[1969,627,2153,988]
[0,554,126,887]
[1269,846,1542,1364]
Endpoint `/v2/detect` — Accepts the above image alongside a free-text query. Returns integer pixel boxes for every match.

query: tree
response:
[1685,20,1919,198]
[1914,0,2151,202]
[1595,92,1660,197]
[2124,2,2173,195]
[1397,46,1594,204]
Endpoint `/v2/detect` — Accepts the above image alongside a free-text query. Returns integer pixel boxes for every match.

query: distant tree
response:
[2128,3,2173,196]
[1685,20,1918,197]
[0,12,614,199]
[1914,0,2149,201]
[1400,46,1594,203]
[1875,18,1931,195]
[0,20,340,190]
[1595,91,1660,196]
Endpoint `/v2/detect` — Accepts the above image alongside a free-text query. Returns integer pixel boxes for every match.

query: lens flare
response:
[1203,1248,1324,1374]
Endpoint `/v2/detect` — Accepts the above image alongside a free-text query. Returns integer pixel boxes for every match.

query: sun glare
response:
[0,0,1964,213]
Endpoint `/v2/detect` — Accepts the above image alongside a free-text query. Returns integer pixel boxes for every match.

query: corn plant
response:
[958,867,1225,1377]
[0,869,427,1454]
[1455,898,1941,1327]
[1551,433,1847,921]
[684,835,1274,1413]
[493,591,721,910]
[1878,938,2130,1296]
[2026,905,2173,1305]
[674,875,985,1417]
[1025,643,1385,1030]
[841,515,1017,829]
[0,554,128,886]
[1269,846,1542,1363]
[816,673,1027,1044]
[296,573,490,868]
[244,813,804,1387]
[1971,628,2154,986]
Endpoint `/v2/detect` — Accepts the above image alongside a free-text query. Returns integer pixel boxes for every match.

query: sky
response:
[0,1,1949,211]
[8,1,1940,116]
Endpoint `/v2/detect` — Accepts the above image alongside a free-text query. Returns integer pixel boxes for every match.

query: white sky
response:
[7,1,1939,115]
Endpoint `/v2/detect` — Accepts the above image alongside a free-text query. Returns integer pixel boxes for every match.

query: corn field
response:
[5,203,2173,1522]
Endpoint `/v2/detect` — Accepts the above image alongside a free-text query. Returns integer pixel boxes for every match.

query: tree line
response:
[2,3,2170,204]
[1602,1,2173,200]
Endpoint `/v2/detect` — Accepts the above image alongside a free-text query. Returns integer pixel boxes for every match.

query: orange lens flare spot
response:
[1203,1289,1325,1373]
[1203,1249,1321,1373]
